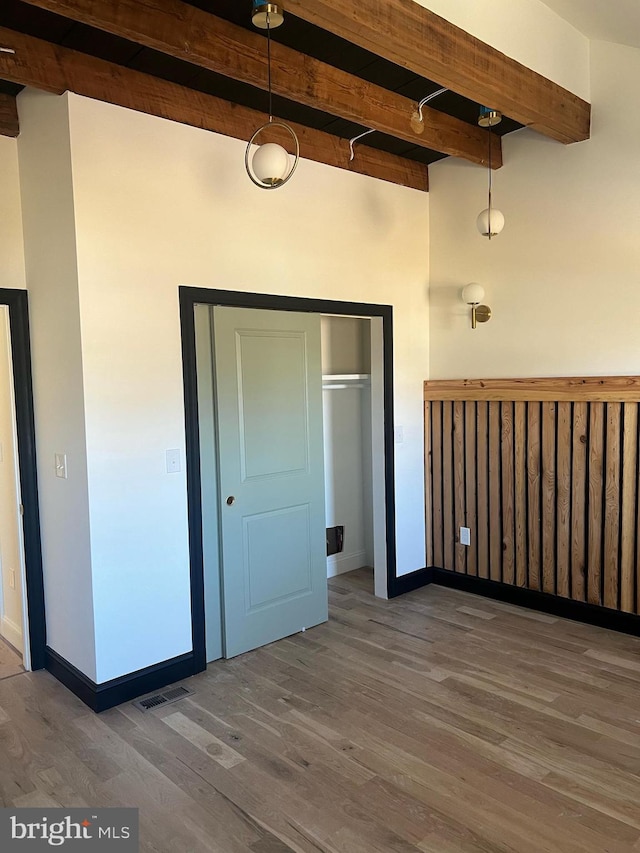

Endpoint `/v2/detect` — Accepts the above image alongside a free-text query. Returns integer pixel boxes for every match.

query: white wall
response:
[429,40,640,379]
[416,0,590,99]
[16,93,429,682]
[0,137,26,290]
[0,308,23,652]
[18,90,97,680]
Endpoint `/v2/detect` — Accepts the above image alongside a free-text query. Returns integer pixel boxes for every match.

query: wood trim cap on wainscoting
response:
[424,376,640,403]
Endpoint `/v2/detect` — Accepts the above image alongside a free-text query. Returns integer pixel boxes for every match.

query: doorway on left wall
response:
[0,304,29,674]
[0,289,46,673]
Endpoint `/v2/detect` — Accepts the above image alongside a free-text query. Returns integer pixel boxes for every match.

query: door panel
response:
[237,330,309,479]
[243,504,312,608]
[213,307,327,658]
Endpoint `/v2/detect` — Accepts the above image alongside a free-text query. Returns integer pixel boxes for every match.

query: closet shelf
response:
[322,374,370,381]
[322,373,371,391]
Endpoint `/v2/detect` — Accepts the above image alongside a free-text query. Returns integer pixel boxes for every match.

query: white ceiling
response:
[541,0,640,49]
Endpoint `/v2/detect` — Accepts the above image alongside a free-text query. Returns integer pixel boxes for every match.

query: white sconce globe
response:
[476,207,505,237]
[462,283,485,305]
[251,142,290,186]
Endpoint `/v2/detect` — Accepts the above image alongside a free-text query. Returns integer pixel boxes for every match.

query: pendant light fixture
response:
[476,106,504,238]
[245,1,299,189]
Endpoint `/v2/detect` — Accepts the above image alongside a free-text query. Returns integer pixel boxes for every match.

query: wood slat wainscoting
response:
[424,377,640,618]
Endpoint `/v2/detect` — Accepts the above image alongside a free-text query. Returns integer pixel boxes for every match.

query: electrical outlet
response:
[8,569,15,590]
[55,453,68,479]
[460,526,471,546]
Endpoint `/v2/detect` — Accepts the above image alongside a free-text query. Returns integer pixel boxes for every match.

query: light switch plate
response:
[166,449,181,473]
[460,526,471,546]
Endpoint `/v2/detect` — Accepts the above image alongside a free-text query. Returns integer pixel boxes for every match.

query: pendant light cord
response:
[487,124,493,240]
[267,11,273,123]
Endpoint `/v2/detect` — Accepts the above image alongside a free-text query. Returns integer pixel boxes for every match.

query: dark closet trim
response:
[179,286,398,671]
[0,289,46,669]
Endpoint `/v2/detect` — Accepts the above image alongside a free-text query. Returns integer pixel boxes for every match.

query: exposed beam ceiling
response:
[0,27,429,190]
[16,0,501,168]
[0,0,592,190]
[285,0,591,144]
[0,92,19,136]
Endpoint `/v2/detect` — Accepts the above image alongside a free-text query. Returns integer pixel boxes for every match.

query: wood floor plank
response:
[0,571,640,851]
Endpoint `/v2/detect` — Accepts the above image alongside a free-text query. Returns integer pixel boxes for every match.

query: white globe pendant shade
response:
[245,122,300,189]
[252,142,290,187]
[477,207,505,237]
[462,283,485,305]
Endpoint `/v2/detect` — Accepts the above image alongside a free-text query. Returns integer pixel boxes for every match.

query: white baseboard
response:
[327,550,369,579]
[1,615,23,655]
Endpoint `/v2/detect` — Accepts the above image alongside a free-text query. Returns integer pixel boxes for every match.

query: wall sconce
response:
[462,283,492,330]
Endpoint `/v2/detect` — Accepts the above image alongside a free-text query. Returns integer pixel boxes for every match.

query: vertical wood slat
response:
[476,402,489,580]
[465,401,478,577]
[488,403,502,582]
[571,402,588,602]
[424,401,433,569]
[556,402,572,599]
[431,401,444,569]
[453,401,466,574]
[442,401,454,571]
[514,402,527,587]
[603,403,621,610]
[588,403,604,606]
[527,402,542,592]
[541,402,557,595]
[636,407,640,615]
[620,403,637,613]
[501,401,515,585]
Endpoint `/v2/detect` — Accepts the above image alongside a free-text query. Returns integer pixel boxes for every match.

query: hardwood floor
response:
[0,636,23,680]
[2,568,640,851]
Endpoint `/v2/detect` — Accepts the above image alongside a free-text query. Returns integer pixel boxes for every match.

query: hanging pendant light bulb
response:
[476,106,504,238]
[245,2,299,189]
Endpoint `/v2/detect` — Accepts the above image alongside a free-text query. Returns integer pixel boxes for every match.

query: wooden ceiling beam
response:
[0,92,19,137]
[18,0,500,168]
[285,0,591,145]
[0,28,428,191]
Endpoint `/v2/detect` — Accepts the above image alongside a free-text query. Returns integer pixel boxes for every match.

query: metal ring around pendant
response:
[244,121,300,189]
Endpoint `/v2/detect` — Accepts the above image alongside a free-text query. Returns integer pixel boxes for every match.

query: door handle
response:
[226,496,236,506]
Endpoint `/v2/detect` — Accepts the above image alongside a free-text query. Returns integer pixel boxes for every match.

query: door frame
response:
[0,289,46,670]
[179,287,398,672]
